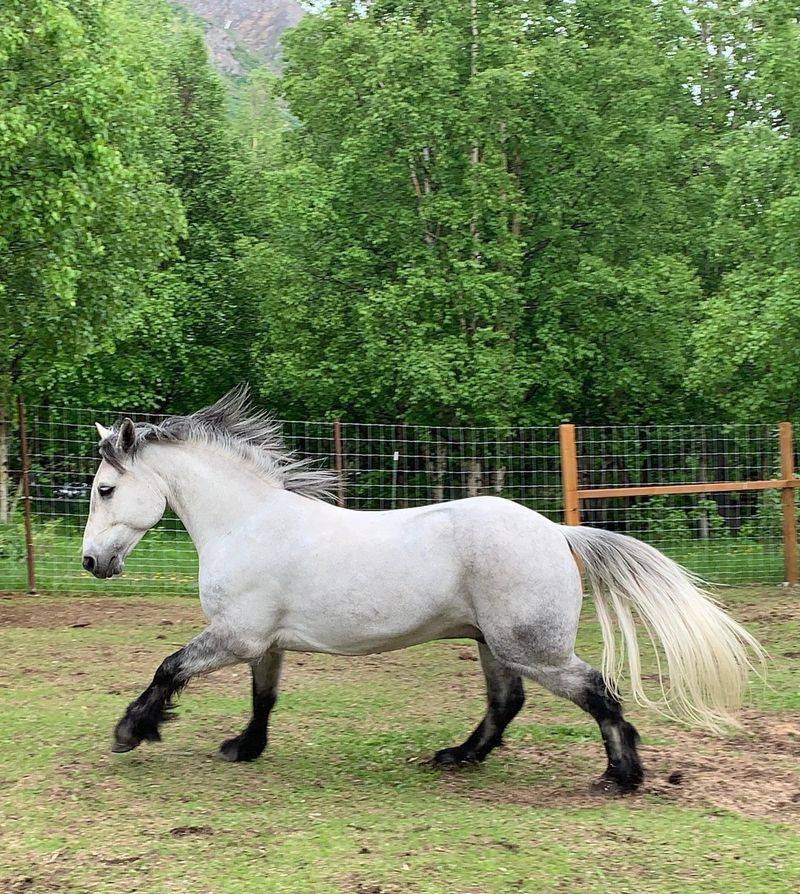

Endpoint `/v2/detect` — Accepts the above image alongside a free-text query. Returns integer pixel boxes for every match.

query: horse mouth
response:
[92,555,124,579]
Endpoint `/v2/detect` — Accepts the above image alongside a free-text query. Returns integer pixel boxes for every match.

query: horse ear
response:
[116,418,136,454]
[95,423,112,442]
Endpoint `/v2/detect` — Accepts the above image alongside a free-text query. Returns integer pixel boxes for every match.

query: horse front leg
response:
[111,626,243,753]
[218,650,283,762]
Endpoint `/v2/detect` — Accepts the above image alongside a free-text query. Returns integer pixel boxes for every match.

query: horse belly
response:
[276,617,477,656]
[275,552,471,655]
[204,502,475,656]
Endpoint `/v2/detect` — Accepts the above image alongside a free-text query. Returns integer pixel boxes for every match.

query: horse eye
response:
[98,485,115,498]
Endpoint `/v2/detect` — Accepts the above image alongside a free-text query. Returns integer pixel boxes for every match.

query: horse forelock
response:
[97,386,338,500]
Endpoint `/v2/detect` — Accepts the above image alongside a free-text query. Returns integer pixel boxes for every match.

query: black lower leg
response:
[579,670,643,792]
[219,651,283,762]
[434,643,525,767]
[112,650,185,752]
[111,627,238,754]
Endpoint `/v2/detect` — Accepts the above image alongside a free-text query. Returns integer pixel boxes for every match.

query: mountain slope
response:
[171,0,304,74]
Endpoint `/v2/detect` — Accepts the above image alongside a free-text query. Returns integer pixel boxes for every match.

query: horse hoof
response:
[432,747,476,769]
[217,735,266,763]
[590,776,641,796]
[216,741,240,762]
[112,716,146,753]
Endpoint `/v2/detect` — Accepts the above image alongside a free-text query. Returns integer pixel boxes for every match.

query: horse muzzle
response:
[81,553,123,579]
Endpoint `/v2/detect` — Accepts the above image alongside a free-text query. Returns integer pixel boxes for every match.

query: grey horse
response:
[82,388,762,792]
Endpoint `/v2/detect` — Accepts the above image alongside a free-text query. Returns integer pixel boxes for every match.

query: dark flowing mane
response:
[98,386,338,500]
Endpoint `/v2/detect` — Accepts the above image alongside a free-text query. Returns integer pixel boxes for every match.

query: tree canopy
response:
[2,0,799,424]
[239,0,800,424]
[0,0,183,403]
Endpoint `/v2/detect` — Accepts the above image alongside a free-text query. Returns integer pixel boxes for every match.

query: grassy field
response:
[0,587,798,893]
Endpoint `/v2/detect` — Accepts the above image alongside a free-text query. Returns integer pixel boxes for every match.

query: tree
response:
[0,0,183,405]
[690,2,800,419]
[39,3,271,412]
[241,0,718,425]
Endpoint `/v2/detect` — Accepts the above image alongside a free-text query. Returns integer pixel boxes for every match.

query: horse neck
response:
[140,441,282,554]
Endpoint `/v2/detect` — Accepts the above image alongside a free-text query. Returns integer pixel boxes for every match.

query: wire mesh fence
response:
[0,404,794,594]
[1,406,200,595]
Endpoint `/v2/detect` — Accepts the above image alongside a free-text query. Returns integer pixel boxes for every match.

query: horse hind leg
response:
[218,650,283,762]
[578,666,643,793]
[504,651,643,793]
[433,642,525,767]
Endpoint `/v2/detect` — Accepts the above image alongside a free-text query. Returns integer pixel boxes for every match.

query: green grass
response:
[1,587,798,892]
[664,540,784,583]
[0,522,198,595]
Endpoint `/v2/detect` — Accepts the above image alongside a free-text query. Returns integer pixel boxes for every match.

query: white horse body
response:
[82,390,763,790]
[119,441,578,658]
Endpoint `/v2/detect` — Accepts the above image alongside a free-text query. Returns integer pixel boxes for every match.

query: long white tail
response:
[562,525,765,732]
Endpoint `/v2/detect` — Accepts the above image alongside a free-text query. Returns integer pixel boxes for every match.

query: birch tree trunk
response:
[468,0,480,248]
[409,162,437,247]
[467,459,482,497]
[426,439,448,502]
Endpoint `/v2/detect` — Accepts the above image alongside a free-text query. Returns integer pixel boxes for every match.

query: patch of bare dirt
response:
[0,862,69,894]
[642,716,800,822]
[730,588,800,625]
[436,710,800,825]
[341,875,411,894]
[0,594,202,629]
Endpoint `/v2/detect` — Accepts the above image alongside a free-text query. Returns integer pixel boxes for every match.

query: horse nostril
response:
[82,555,96,573]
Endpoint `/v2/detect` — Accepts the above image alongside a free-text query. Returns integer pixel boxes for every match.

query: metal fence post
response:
[0,402,8,524]
[779,422,797,585]
[559,423,580,526]
[390,450,399,508]
[16,394,37,594]
[332,417,346,508]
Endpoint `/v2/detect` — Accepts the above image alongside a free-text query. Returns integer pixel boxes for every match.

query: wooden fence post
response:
[559,423,580,526]
[16,394,36,594]
[779,421,797,585]
[332,417,346,508]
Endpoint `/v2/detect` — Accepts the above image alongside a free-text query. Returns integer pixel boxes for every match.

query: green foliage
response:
[0,513,58,561]
[0,517,26,562]
[0,0,184,403]
[28,0,270,411]
[3,0,800,428]
[233,0,800,426]
[628,497,694,545]
[740,487,784,541]
[688,1,800,420]
[236,0,740,424]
